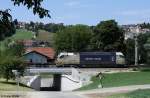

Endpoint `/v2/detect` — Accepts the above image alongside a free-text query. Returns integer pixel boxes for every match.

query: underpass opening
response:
[40,74,61,91]
[25,68,72,91]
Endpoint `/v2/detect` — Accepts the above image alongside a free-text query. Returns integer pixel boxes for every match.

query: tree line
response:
[54,20,126,53]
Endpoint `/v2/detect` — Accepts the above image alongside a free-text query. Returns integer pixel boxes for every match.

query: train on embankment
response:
[55,52,126,67]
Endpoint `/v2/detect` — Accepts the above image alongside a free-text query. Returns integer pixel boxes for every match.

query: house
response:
[24,47,55,66]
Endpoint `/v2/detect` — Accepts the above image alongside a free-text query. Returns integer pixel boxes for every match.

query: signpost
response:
[96,72,104,88]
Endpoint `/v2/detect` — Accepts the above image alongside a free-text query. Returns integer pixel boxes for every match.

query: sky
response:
[1,0,150,25]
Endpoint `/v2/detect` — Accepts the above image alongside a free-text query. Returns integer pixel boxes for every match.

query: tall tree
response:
[125,38,135,65]
[0,41,25,81]
[92,20,125,53]
[0,9,15,41]
[54,25,92,52]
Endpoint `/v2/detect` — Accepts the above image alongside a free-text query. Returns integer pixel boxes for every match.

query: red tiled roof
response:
[26,47,55,59]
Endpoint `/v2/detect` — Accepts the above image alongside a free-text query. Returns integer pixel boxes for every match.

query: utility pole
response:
[135,34,138,66]
[134,26,140,66]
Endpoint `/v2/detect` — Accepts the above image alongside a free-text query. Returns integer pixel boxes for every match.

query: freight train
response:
[56,52,126,67]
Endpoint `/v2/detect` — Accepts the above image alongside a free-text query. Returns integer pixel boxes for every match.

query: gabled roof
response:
[25,47,55,59]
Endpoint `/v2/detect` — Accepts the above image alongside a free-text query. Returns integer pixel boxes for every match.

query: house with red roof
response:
[24,47,55,66]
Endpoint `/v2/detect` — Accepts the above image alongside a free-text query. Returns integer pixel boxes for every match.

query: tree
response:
[0,56,25,81]
[92,20,125,53]
[11,0,50,18]
[0,0,50,40]
[125,32,150,65]
[137,33,150,64]
[54,25,92,52]
[44,23,65,33]
[125,38,135,65]
[144,38,150,65]
[0,41,25,81]
[0,9,16,41]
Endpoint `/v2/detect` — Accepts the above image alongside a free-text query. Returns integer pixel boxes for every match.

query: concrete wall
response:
[24,52,48,64]
[25,75,41,91]
[61,68,82,91]
[61,75,82,91]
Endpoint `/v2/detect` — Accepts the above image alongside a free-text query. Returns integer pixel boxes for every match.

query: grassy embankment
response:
[78,71,150,90]
[108,89,150,98]
[0,78,33,91]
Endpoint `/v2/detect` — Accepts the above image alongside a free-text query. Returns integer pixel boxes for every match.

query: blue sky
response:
[1,0,150,25]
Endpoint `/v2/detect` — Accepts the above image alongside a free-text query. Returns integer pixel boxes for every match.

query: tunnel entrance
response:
[40,74,61,91]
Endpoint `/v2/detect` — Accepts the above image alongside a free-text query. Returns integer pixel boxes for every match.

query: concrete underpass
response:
[20,68,88,91]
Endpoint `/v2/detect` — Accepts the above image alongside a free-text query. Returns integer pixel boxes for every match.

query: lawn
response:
[0,78,33,91]
[78,72,150,90]
[108,89,150,98]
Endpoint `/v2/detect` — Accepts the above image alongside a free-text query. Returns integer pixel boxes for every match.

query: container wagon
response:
[56,52,126,67]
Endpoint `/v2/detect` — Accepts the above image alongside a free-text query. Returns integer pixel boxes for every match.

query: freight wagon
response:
[56,52,126,67]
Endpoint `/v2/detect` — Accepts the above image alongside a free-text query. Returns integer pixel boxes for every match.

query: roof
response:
[25,47,55,59]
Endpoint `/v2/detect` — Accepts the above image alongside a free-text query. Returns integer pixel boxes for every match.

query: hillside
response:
[11,29,33,40]
[36,30,55,46]
[0,29,33,50]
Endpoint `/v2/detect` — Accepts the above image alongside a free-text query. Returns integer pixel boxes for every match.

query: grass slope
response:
[0,79,33,91]
[36,30,54,46]
[0,29,33,50]
[11,29,33,40]
[108,89,150,98]
[78,72,150,90]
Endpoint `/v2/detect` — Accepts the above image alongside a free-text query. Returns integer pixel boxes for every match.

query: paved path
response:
[0,91,85,98]
[1,84,150,98]
[74,84,150,95]
[26,91,84,98]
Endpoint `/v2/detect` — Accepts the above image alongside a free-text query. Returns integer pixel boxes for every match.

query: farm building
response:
[24,47,55,66]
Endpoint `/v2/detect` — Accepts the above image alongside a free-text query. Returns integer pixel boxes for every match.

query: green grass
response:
[108,89,150,98]
[40,73,53,78]
[78,72,150,90]
[0,78,33,91]
[11,29,33,40]
[0,29,33,50]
